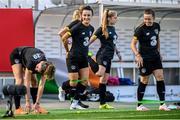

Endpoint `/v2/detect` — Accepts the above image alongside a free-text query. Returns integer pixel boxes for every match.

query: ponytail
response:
[102,9,109,39]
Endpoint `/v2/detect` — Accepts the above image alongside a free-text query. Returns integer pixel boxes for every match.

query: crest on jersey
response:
[82,32,85,35]
[141,68,146,73]
[14,59,20,64]
[103,61,107,66]
[154,29,159,35]
[71,65,76,70]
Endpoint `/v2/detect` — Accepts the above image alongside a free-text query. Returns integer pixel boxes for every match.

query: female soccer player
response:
[62,6,94,109]
[58,5,84,52]
[10,46,55,114]
[131,9,170,111]
[88,9,121,109]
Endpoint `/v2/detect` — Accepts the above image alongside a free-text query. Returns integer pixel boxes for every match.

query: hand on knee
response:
[96,65,106,77]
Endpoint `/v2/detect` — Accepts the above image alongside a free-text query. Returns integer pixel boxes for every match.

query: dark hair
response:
[144,9,155,18]
[82,5,94,16]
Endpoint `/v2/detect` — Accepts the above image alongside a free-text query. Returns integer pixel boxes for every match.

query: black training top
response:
[67,19,80,29]
[20,47,46,73]
[69,22,94,57]
[94,26,118,60]
[134,22,160,59]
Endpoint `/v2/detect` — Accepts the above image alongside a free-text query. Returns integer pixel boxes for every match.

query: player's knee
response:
[156,77,164,81]
[140,79,148,84]
[100,78,108,84]
[15,79,23,85]
[80,80,88,86]
[155,75,164,81]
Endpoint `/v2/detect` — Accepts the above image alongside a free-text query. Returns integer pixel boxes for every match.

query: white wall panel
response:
[35,14,180,62]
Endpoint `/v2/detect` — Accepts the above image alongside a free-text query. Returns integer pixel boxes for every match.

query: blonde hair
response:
[72,10,80,21]
[41,61,55,80]
[102,9,117,39]
[72,5,84,21]
[78,5,84,15]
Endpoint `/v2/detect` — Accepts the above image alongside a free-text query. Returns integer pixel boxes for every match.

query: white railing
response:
[0,0,180,9]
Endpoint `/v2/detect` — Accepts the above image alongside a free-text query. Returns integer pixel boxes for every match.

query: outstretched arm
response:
[24,68,32,111]
[88,35,97,46]
[34,76,46,110]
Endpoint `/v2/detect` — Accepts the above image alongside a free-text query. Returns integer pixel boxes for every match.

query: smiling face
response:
[81,10,92,26]
[144,13,154,26]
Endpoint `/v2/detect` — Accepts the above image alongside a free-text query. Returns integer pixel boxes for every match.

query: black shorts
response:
[66,55,88,73]
[10,48,23,65]
[96,53,111,74]
[139,57,163,76]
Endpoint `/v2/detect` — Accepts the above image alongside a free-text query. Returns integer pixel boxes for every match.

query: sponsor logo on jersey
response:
[82,32,85,35]
[146,32,150,36]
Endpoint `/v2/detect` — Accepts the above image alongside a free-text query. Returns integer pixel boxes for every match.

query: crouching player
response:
[10,46,55,114]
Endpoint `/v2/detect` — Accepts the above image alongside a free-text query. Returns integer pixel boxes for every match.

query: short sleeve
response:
[69,22,81,36]
[67,20,80,29]
[133,27,142,40]
[94,27,102,39]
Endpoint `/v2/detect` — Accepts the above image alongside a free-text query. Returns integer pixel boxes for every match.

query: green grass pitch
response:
[1,108,180,119]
